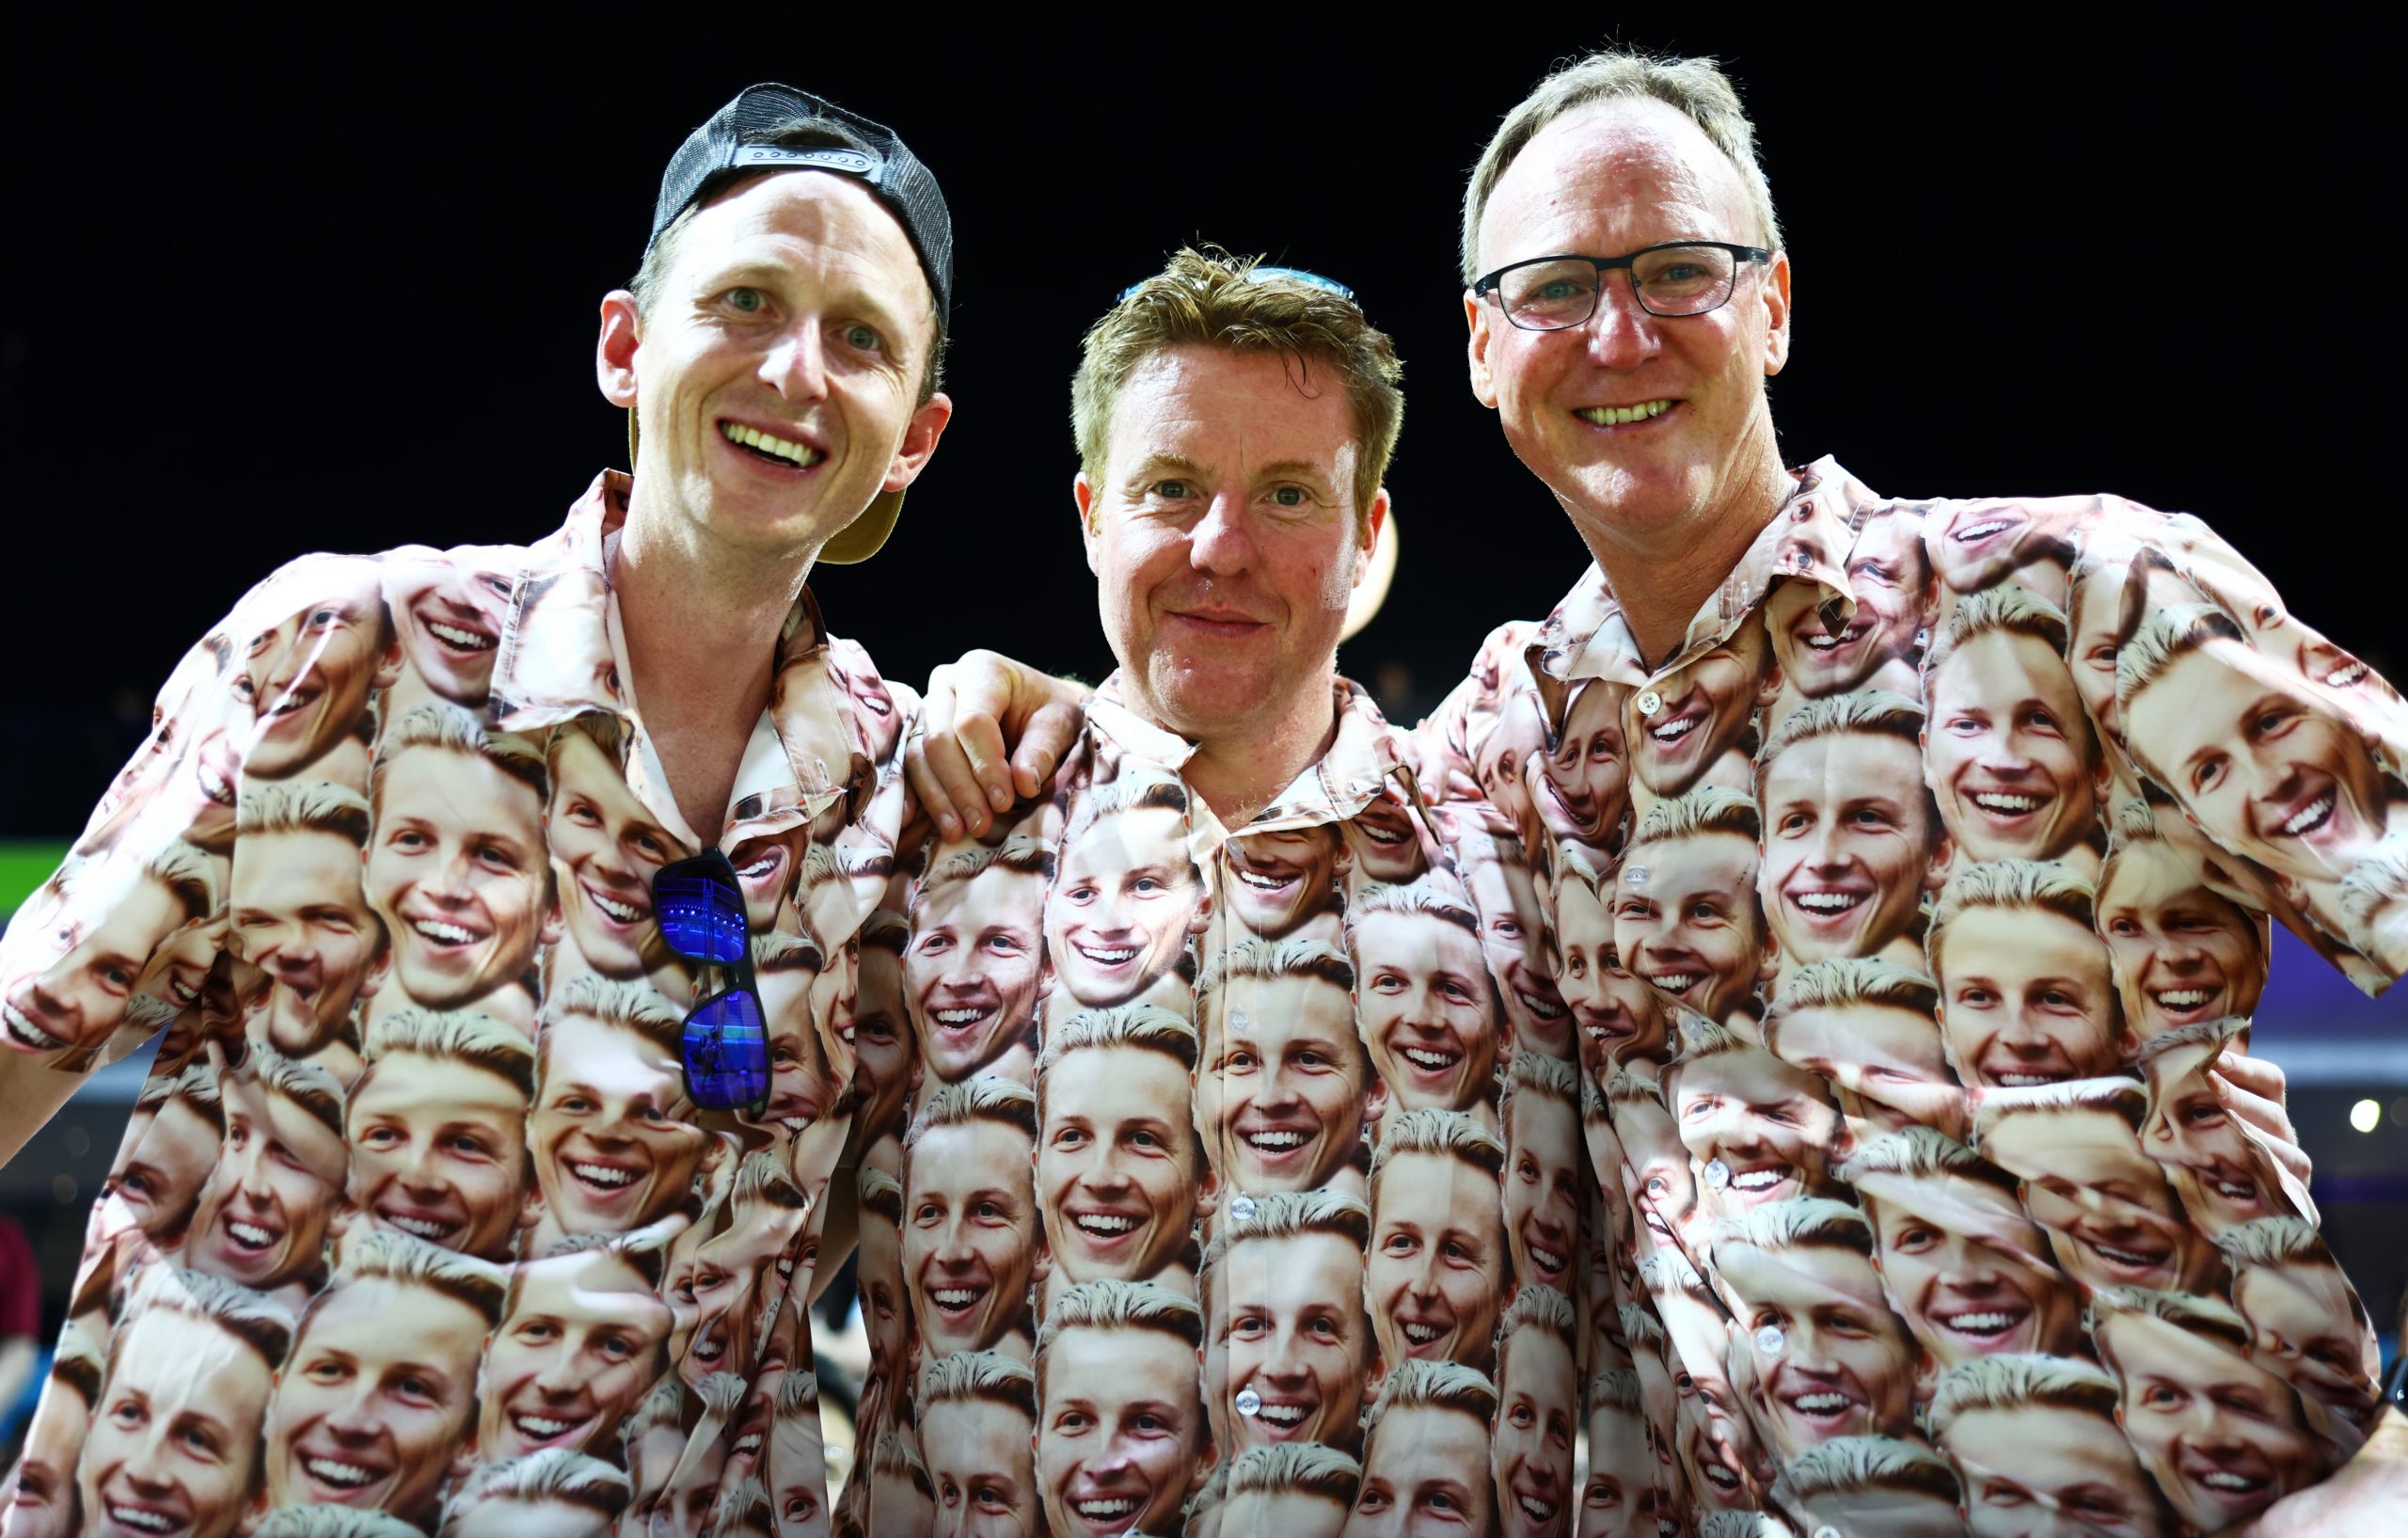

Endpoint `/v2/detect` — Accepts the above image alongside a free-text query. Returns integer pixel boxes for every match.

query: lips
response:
[1066,1205,1147,1251]
[1963,784,2056,830]
[0,991,69,1054]
[1390,1304,1458,1357]
[562,1147,648,1207]
[1949,515,2020,550]
[1977,1047,2079,1089]
[372,1197,464,1245]
[2258,771,2351,857]
[1236,1119,1320,1174]
[506,1399,595,1452]
[1643,963,1705,1002]
[291,1439,397,1502]
[1930,1299,2031,1346]
[415,600,499,658]
[1064,1489,1150,1531]
[1644,698,1707,754]
[1244,1387,1319,1441]
[400,900,491,954]
[97,1487,192,1538]
[1520,1218,1569,1283]
[2076,1227,2174,1281]
[1065,933,1144,984]
[923,1279,991,1323]
[577,874,649,929]
[1778,1383,1864,1428]
[1507,1473,1561,1530]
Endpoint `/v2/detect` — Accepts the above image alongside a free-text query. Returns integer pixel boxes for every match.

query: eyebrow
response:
[711,261,913,339]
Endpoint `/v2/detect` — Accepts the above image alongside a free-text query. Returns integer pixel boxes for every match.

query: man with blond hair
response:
[1036,1279,1215,1537]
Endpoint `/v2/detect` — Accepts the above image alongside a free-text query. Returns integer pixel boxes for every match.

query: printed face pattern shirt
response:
[1416,457,2405,1538]
[0,472,908,1538]
[845,674,1593,1538]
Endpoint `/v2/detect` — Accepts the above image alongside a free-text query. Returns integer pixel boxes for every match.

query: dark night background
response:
[3,15,2403,1347]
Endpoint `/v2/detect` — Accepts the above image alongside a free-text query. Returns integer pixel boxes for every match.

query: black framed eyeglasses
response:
[651,848,769,1111]
[1117,264,1355,303]
[1472,242,1772,330]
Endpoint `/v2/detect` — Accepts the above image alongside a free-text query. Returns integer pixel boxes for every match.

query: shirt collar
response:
[1084,672,1412,835]
[1529,455,1876,694]
[490,470,871,841]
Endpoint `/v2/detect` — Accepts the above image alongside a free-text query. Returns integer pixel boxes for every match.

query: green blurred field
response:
[0,842,70,917]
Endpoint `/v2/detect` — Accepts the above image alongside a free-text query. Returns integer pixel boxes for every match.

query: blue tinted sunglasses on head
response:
[651,848,769,1112]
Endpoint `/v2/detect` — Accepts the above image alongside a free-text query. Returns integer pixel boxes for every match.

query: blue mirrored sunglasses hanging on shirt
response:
[651,848,771,1111]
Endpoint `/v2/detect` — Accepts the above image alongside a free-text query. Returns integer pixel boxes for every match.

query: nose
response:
[324,1379,386,1438]
[1582,277,1664,371]
[1188,493,1257,578]
[760,319,830,406]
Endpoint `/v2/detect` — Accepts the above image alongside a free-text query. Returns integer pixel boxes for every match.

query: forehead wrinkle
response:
[1481,100,1755,272]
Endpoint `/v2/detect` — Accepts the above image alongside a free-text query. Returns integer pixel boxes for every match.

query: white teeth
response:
[1245,1130,1307,1150]
[424,619,496,651]
[514,1414,574,1438]
[2212,1178,2257,1199]
[1516,989,1565,1019]
[1402,1322,1445,1343]
[588,890,642,923]
[1519,1494,1556,1519]
[1802,625,1866,653]
[167,975,202,1005]
[1361,823,1406,845]
[2282,795,2334,836]
[2153,988,2213,1008]
[306,1455,378,1487]
[198,759,236,805]
[228,1220,275,1247]
[1074,1213,1137,1235]
[932,1288,983,1308]
[1971,791,2044,814]
[384,1213,452,1241]
[2199,1471,2260,1492]
[1402,1046,1461,1071]
[933,1007,994,1025]
[108,1505,177,1532]
[720,421,823,468]
[1956,519,2012,543]
[737,855,777,880]
[1235,868,1292,891]
[1648,973,1700,994]
[1939,1310,2018,1335]
[1793,891,1866,912]
[2326,662,2368,689]
[1529,1245,1565,1273]
[1648,713,1699,744]
[2,1003,65,1052]
[1790,1392,1849,1415]
[1577,400,1671,426]
[1257,1402,1307,1425]
[1073,1498,1138,1518]
[1074,943,1138,964]
[1995,1072,2060,1087]
[1731,1168,1784,1192]
[409,916,477,944]
[570,1161,638,1188]
[2091,1241,2160,1268]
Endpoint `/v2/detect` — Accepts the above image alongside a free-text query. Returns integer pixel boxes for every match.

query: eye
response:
[844,324,882,352]
[727,288,766,314]
[1151,480,1192,500]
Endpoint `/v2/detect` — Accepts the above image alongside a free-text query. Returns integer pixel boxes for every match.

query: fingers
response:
[2213,1049,2289,1104]
[908,731,994,841]
[1011,701,1084,801]
[2214,1052,2313,1183]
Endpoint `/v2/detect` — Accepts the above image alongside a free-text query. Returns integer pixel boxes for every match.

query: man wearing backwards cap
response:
[0,84,1034,1533]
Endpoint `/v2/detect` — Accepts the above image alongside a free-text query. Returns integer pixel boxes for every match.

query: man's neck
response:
[1161,677,1341,830]
[1577,449,1793,668]
[614,497,813,841]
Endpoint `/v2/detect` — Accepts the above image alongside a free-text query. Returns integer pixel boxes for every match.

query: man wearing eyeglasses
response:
[0,83,983,1532]
[924,47,2408,1537]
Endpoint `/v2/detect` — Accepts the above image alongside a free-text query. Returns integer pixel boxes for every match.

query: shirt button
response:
[1228,1195,1258,1222]
[1814,1528,1843,1538]
[1755,1324,1785,1356]
[1635,689,1663,717]
[1235,1388,1262,1417]
[1703,1158,1731,1189]
[1228,1009,1251,1034]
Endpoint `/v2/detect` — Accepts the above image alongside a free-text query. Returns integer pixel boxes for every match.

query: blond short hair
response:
[1779,1435,1958,1506]
[752,928,824,974]
[1497,1050,1578,1134]
[1364,1357,1497,1435]
[116,1264,294,1375]
[1926,859,2099,979]
[1038,1004,1199,1075]
[2089,1286,2253,1367]
[538,975,685,1060]
[1196,937,1354,999]
[914,836,1054,908]
[255,1507,426,1538]
[2118,602,2245,707]
[361,1007,534,1099]
[1928,1352,2119,1438]
[309,1229,507,1332]
[1762,959,1938,1053]
[1347,877,1481,938]
[1461,49,1781,283]
[145,839,219,923]
[372,702,547,814]
[904,1074,1038,1157]
[920,1348,1038,1417]
[1223,1441,1361,1504]
[1368,1108,1505,1199]
[1494,1283,1575,1382]
[1711,1196,1873,1263]
[238,780,372,848]
[1037,1280,1204,1405]
[1926,582,2071,682]
[1587,1368,1644,1419]
[248,1041,348,1140]
[857,1165,905,1227]
[2215,1215,2337,1274]
[1199,1191,1370,1325]
[1075,246,1402,521]
[442,1449,631,1530]
[1972,1076,2147,1148]
[1837,1127,2020,1217]
[1756,690,1925,778]
[1629,785,1760,852]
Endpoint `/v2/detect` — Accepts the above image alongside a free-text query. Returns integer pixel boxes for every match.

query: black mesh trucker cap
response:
[633,84,953,563]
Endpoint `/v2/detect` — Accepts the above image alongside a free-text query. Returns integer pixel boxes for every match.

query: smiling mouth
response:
[419,611,498,654]
[1576,400,1672,426]
[1801,621,1869,655]
[931,1003,999,1037]
[1987,1068,2073,1088]
[1071,940,1139,969]
[405,912,486,948]
[927,1282,990,1317]
[578,878,646,927]
[568,1158,642,1193]
[1070,1211,1142,1241]
[2188,1466,2272,1497]
[197,756,237,807]
[1242,1126,1312,1155]
[1522,1225,1567,1276]
[1398,1315,1452,1348]
[1514,986,1566,1021]
[1647,708,1703,748]
[1786,887,1870,920]
[510,1409,588,1446]
[1782,1388,1860,1423]
[1399,1042,1464,1076]
[736,850,783,882]
[2149,984,2221,1017]
[1953,518,2016,546]
[224,1216,280,1251]
[2275,793,2336,840]
[1252,1396,1313,1431]
[1,999,67,1053]
[1235,866,1301,896]
[299,1451,388,1492]
[1646,969,1703,997]
[1070,1495,1143,1524]
[1359,819,1408,846]
[103,1502,186,1534]
[1513,1487,1560,1524]
[1696,1453,1742,1493]
[373,1202,461,1244]
[1969,788,2052,820]
[721,420,824,468]
[1933,1303,2029,1340]
[2082,1234,2171,1273]
[1729,1165,1793,1197]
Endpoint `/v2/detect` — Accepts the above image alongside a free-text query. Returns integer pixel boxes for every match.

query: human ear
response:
[882,392,954,494]
[1465,291,1501,410]
[597,291,643,409]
